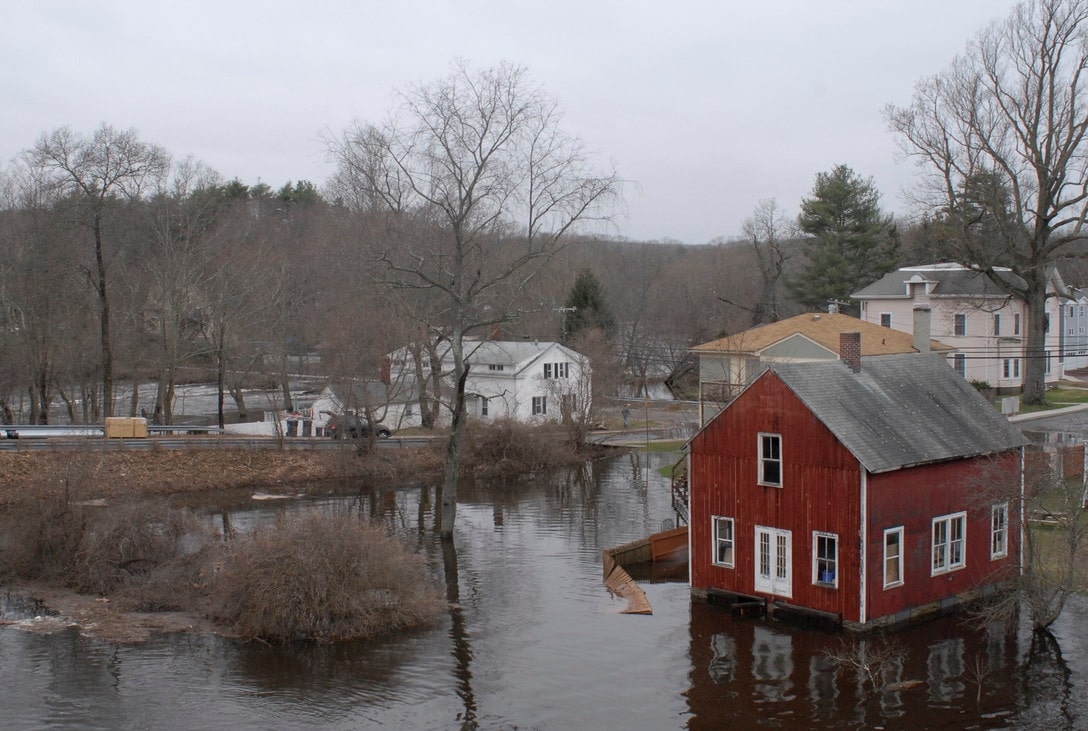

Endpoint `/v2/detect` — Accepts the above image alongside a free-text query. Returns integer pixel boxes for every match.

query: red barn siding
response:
[691,370,1022,627]
[690,372,863,622]
[866,453,1020,622]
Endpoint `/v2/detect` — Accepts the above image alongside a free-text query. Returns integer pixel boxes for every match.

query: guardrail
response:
[3,424,222,438]
[147,425,224,435]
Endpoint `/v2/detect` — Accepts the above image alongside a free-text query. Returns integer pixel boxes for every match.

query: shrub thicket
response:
[211,512,444,643]
[0,499,217,606]
[462,418,577,476]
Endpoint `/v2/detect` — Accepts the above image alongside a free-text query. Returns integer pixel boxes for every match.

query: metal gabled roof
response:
[768,353,1025,474]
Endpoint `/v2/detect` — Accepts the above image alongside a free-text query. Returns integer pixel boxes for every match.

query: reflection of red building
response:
[688,337,1024,630]
[684,601,1022,727]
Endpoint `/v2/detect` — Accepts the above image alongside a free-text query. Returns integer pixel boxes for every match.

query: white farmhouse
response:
[388,338,591,425]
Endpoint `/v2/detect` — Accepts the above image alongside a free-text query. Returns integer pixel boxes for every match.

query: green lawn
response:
[1009,387,1088,414]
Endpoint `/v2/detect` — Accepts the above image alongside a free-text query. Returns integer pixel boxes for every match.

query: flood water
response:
[1,451,1086,730]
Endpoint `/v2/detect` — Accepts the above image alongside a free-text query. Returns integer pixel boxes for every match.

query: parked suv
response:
[326,414,393,440]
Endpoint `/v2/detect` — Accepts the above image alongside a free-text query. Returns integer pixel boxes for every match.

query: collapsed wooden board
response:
[602,551,652,615]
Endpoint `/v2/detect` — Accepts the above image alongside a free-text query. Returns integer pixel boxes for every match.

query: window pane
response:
[885,529,901,585]
[759,534,771,578]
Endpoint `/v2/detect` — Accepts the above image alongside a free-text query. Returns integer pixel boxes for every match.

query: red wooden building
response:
[688,335,1025,630]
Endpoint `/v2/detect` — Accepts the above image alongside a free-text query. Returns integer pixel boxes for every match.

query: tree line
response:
[5,0,1088,545]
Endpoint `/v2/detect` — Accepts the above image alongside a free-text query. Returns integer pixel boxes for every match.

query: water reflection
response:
[0,452,1084,729]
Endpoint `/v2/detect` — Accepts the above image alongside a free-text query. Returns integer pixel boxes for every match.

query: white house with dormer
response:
[851,263,1065,389]
[386,338,591,425]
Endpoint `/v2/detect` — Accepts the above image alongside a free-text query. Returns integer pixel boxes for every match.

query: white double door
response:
[754,526,792,598]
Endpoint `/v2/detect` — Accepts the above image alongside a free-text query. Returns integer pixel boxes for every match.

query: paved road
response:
[1010,403,1088,435]
[0,435,434,452]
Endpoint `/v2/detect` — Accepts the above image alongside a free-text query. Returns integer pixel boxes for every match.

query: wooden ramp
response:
[602,526,689,616]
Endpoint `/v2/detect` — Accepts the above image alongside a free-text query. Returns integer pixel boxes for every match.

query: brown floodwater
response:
[1,451,1084,729]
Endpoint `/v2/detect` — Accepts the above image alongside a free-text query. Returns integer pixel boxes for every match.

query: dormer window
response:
[488,364,505,372]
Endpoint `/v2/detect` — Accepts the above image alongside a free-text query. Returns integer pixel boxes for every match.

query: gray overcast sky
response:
[2,1,1020,245]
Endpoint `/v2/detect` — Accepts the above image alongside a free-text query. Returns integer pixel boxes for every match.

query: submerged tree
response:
[886,0,1088,405]
[968,450,1087,632]
[788,165,899,312]
[327,61,619,538]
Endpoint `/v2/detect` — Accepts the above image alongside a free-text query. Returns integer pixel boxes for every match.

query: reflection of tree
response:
[1018,627,1074,731]
[442,538,477,730]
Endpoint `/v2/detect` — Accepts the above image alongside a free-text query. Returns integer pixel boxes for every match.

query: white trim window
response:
[480,397,489,417]
[883,526,904,588]
[932,512,967,575]
[954,313,967,336]
[813,532,838,587]
[993,314,1002,336]
[532,396,547,415]
[880,313,892,329]
[953,353,966,377]
[758,433,782,487]
[1003,359,1021,379]
[712,516,734,567]
[991,503,1009,559]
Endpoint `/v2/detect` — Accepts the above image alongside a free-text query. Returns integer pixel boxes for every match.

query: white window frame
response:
[812,532,838,588]
[480,396,489,417]
[953,353,966,376]
[883,526,904,588]
[880,312,892,329]
[532,396,547,415]
[712,516,734,568]
[931,511,967,575]
[993,313,1001,336]
[954,313,967,336]
[758,433,782,487]
[1014,313,1021,335]
[488,363,505,372]
[991,502,1009,559]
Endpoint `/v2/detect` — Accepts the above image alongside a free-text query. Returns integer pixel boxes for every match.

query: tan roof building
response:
[692,311,953,424]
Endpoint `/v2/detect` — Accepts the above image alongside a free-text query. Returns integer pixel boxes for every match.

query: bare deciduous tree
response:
[715,199,798,326]
[887,0,1088,404]
[968,449,1087,631]
[327,61,619,538]
[26,125,168,417]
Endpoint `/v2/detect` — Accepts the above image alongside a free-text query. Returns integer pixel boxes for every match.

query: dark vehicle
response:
[326,414,393,440]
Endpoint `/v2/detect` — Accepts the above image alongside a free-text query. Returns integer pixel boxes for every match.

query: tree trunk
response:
[93,212,114,418]
[439,344,469,540]
[1022,272,1049,406]
[410,343,433,428]
[280,353,293,412]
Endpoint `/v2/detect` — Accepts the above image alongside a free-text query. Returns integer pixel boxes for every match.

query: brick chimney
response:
[913,305,931,353]
[840,331,861,373]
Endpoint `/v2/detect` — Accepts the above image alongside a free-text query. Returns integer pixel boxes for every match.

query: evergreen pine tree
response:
[789,165,899,311]
[562,269,614,342]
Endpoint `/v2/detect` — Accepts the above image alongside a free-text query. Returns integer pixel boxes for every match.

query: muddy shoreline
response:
[0,445,447,509]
